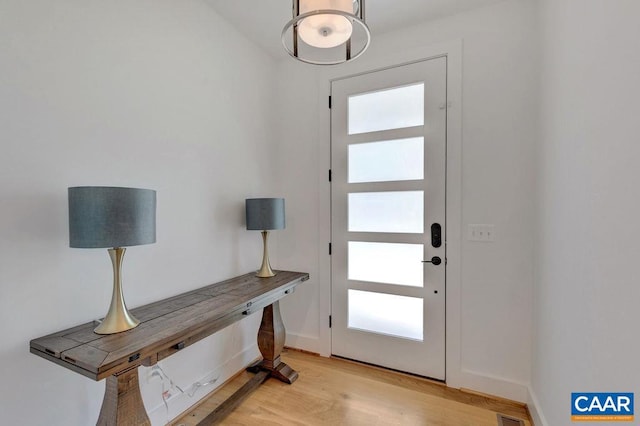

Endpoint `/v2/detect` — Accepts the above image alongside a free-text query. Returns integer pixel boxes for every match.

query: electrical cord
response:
[148,363,219,423]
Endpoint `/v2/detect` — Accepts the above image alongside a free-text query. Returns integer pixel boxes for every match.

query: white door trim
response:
[314,39,463,388]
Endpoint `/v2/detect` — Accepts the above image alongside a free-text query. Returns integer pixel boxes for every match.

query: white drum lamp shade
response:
[298,0,354,48]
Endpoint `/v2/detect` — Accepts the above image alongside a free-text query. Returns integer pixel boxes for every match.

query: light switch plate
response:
[468,224,495,242]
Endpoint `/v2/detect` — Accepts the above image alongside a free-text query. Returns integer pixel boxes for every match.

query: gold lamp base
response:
[256,230,276,278]
[94,247,140,334]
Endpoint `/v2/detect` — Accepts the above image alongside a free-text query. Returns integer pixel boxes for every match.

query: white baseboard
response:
[457,369,529,403]
[286,332,321,354]
[456,372,549,425]
[146,344,260,426]
[527,386,548,426]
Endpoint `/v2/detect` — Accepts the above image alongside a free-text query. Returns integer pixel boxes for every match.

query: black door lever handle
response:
[422,256,442,265]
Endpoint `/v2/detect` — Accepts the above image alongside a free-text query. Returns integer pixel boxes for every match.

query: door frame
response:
[315,39,463,387]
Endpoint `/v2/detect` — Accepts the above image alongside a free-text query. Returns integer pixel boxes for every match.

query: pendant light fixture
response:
[282,0,370,65]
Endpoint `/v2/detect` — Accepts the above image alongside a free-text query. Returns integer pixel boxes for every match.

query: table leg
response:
[255,301,298,384]
[96,367,150,426]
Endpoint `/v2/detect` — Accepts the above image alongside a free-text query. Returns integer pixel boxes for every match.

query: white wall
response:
[0,1,279,425]
[532,1,640,424]
[274,0,537,401]
[14,1,640,424]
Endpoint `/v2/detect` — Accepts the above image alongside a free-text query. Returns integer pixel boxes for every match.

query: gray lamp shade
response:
[68,186,156,248]
[245,198,285,231]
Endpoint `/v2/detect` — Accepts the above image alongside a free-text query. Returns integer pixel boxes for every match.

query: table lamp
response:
[68,186,156,334]
[245,198,285,278]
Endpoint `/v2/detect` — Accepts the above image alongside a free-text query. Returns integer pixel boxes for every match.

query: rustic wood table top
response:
[30,271,310,381]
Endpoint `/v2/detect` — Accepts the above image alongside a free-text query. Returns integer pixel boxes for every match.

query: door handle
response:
[422,256,442,265]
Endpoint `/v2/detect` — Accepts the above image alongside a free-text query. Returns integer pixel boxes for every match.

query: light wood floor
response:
[171,349,532,426]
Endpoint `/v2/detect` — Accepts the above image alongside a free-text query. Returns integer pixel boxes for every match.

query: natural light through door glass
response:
[349,191,423,233]
[348,83,424,135]
[348,241,423,287]
[348,289,423,341]
[349,137,424,183]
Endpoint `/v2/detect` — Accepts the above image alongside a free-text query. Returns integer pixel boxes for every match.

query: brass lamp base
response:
[94,247,140,334]
[256,230,276,278]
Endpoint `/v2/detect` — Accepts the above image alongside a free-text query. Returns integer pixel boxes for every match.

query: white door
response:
[330,57,447,380]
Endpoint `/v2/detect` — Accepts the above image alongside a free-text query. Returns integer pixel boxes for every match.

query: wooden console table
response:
[30,270,309,425]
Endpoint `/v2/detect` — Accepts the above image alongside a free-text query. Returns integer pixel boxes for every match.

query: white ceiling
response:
[205,0,504,59]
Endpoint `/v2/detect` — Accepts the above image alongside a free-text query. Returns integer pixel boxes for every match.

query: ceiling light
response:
[282,0,370,65]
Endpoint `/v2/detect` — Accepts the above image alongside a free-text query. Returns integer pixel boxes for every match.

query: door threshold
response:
[330,354,445,384]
